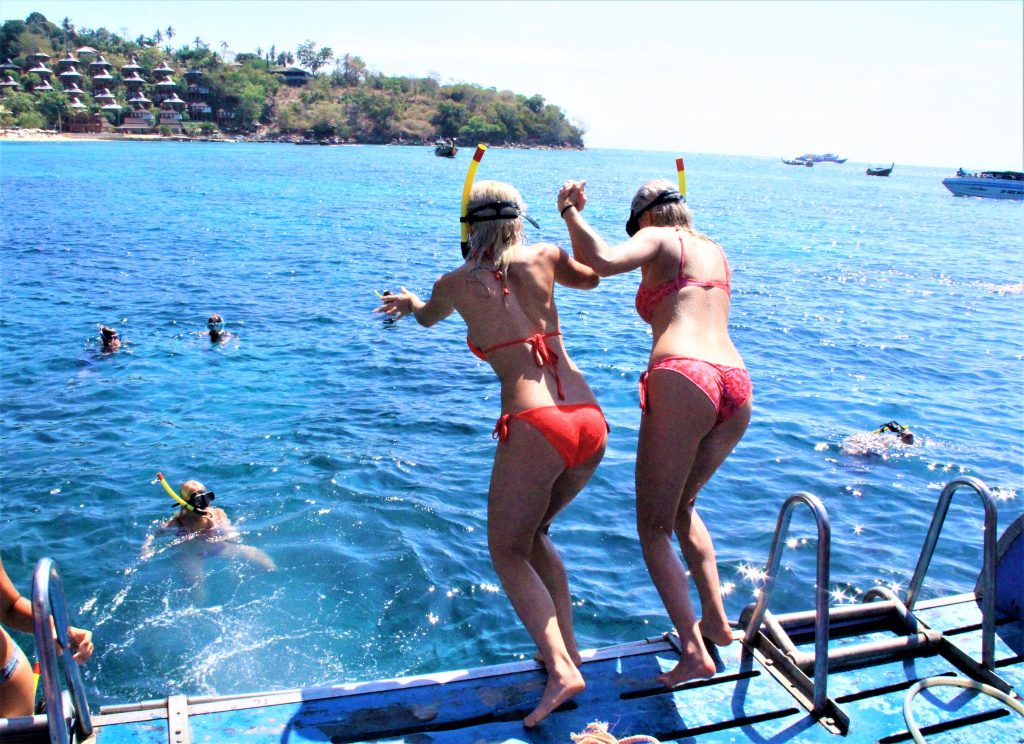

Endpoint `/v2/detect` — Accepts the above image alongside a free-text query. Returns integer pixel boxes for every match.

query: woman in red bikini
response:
[558,177,752,688]
[376,180,606,728]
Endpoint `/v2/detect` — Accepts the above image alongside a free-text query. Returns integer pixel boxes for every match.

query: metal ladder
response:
[32,557,94,744]
[738,491,849,734]
[738,477,1007,736]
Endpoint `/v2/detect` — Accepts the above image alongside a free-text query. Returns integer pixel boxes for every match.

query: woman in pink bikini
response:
[558,177,752,688]
[376,180,606,728]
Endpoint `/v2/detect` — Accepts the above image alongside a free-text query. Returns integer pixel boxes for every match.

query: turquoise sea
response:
[0,142,1021,707]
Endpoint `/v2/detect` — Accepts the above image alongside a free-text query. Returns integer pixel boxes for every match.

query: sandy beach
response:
[1,127,165,142]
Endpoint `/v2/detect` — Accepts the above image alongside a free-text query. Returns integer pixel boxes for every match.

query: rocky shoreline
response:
[0,127,584,150]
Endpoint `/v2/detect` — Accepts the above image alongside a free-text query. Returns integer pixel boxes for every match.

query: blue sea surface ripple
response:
[1,142,1021,704]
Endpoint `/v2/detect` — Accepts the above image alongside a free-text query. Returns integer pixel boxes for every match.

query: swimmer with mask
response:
[141,476,275,571]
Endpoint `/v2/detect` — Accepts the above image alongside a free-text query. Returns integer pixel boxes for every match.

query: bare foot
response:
[698,619,734,647]
[655,650,716,688]
[523,662,584,728]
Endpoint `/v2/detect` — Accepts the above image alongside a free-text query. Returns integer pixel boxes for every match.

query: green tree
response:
[235,82,266,128]
[16,109,45,128]
[34,90,67,128]
[0,20,28,60]
[334,53,366,86]
[458,114,504,144]
[296,40,333,74]
[432,100,467,138]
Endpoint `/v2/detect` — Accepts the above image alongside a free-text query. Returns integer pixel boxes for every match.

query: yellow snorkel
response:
[676,157,687,201]
[157,472,194,511]
[460,144,488,258]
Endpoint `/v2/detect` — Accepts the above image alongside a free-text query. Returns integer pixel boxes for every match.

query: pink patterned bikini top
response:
[635,232,731,324]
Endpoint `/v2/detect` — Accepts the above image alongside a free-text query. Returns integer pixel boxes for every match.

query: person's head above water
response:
[207,313,225,339]
[178,479,216,514]
[874,420,915,445]
[98,324,120,349]
[461,180,531,271]
[626,178,693,237]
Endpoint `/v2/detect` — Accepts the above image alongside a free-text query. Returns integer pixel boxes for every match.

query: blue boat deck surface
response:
[27,591,1016,744]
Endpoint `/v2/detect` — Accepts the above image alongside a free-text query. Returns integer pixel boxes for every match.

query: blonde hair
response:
[631,178,693,230]
[179,480,205,499]
[465,180,525,272]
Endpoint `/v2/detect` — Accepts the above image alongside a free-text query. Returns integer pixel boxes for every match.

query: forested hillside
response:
[0,12,584,146]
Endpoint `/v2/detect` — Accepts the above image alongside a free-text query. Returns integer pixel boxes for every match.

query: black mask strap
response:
[460,201,539,228]
[626,189,685,237]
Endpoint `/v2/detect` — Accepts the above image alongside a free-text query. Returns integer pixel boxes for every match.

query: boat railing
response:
[903,475,998,669]
[32,557,94,744]
[738,492,848,734]
[739,479,1011,737]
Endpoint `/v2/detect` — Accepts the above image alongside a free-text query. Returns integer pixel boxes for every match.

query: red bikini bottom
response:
[493,403,608,468]
[640,357,752,423]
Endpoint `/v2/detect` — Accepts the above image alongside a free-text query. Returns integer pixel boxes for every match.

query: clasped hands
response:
[557,179,588,215]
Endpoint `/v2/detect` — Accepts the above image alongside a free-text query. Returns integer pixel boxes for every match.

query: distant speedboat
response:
[795,153,847,164]
[782,158,813,167]
[866,163,894,177]
[942,170,1024,200]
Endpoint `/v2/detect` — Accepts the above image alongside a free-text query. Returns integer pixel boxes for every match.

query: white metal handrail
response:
[904,476,998,669]
[742,491,832,713]
[31,557,94,744]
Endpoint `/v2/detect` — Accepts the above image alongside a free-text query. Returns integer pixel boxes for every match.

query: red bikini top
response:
[466,330,565,399]
[635,232,731,324]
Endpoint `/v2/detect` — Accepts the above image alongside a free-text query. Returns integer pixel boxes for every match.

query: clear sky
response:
[3,0,1022,168]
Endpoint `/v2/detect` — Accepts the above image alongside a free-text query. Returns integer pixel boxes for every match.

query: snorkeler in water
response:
[98,324,120,351]
[873,420,915,444]
[842,420,917,456]
[205,314,230,343]
[141,477,275,571]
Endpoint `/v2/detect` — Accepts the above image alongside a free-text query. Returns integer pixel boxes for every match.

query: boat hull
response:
[943,177,1024,200]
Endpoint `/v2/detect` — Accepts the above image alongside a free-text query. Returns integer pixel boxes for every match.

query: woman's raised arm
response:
[558,181,661,277]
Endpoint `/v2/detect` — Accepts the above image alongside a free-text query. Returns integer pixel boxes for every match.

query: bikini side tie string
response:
[493,414,512,442]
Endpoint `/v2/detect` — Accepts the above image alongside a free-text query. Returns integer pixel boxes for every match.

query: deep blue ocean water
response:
[1,142,1021,706]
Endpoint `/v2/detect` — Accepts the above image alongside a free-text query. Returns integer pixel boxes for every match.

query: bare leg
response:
[487,419,589,727]
[228,543,277,571]
[677,398,752,646]
[528,447,603,667]
[636,370,717,687]
[0,634,34,718]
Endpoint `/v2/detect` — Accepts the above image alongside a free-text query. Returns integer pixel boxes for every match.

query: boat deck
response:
[35,592,1018,743]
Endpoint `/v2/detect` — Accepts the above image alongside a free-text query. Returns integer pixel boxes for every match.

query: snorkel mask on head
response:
[157,472,216,514]
[459,200,540,262]
[459,201,540,229]
[625,189,685,237]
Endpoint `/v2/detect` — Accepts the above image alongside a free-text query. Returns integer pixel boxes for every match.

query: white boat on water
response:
[942,170,1024,200]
